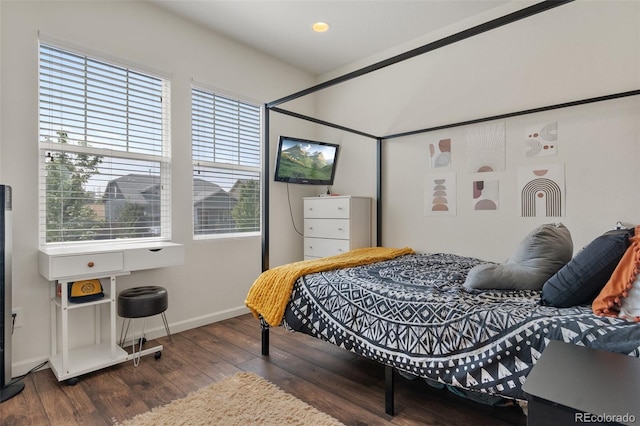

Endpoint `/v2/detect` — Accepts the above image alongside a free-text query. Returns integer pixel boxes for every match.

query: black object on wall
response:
[0,185,23,403]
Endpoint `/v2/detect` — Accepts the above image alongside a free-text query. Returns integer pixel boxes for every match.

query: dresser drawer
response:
[304,197,350,218]
[304,237,350,258]
[304,219,350,240]
[49,252,124,280]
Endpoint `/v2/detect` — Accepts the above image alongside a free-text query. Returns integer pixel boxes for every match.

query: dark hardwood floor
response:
[2,314,527,425]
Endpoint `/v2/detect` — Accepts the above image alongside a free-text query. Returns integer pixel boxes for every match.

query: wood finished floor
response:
[2,313,526,425]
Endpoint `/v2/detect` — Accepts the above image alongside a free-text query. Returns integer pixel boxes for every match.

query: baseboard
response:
[137,306,251,340]
[11,355,50,379]
[11,306,251,378]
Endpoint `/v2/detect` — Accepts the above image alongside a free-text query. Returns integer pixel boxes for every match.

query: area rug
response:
[117,372,345,426]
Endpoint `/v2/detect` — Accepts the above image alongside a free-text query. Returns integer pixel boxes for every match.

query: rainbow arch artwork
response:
[517,164,565,217]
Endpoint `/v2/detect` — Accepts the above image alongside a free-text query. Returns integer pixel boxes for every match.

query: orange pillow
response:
[592,225,640,322]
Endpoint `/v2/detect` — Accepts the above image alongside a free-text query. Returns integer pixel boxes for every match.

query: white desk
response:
[38,241,184,382]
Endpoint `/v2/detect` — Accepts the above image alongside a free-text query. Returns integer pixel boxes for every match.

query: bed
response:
[252,2,640,416]
[247,224,640,415]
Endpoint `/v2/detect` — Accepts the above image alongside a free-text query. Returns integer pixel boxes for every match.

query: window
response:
[191,87,261,237]
[39,43,171,244]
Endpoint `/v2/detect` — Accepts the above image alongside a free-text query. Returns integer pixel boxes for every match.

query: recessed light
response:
[312,22,330,33]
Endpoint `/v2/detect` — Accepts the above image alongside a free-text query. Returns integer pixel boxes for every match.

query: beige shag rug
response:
[117,372,345,426]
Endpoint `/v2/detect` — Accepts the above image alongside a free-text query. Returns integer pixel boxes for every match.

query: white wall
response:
[311,1,640,260]
[384,98,640,260]
[0,0,315,375]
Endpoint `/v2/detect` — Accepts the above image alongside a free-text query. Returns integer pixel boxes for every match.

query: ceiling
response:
[148,0,513,75]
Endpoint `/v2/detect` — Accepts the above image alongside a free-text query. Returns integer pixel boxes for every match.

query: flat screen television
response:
[274,136,339,185]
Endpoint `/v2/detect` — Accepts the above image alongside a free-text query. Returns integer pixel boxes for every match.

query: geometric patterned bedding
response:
[283,253,640,401]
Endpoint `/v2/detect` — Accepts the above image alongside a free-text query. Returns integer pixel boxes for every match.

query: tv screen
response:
[274,136,339,185]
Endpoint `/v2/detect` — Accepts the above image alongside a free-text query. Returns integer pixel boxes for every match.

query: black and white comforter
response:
[283,253,640,401]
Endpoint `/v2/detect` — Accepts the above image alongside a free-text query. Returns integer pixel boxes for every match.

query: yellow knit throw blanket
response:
[245,246,415,327]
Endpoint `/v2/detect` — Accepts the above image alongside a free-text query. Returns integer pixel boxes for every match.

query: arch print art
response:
[518,163,565,217]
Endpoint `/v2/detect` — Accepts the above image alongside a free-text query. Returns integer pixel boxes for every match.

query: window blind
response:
[38,43,171,244]
[191,87,261,236]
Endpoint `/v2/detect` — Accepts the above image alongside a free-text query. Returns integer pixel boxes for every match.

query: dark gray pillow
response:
[464,223,573,291]
[540,228,634,307]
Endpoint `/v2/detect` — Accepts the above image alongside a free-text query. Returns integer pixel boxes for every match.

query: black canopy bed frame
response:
[257,0,640,416]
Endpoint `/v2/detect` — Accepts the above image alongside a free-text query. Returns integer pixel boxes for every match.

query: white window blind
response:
[39,43,171,244]
[192,87,261,237]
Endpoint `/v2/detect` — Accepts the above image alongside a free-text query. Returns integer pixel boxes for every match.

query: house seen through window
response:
[191,87,261,237]
[38,43,171,244]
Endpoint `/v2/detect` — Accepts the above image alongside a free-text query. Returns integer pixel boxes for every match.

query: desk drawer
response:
[124,244,185,271]
[50,252,124,280]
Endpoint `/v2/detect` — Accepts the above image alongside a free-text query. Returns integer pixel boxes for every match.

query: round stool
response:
[118,286,172,353]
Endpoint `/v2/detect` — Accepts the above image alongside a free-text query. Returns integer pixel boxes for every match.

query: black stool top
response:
[118,286,168,318]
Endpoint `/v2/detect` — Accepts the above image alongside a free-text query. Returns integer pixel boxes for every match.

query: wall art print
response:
[465,122,506,173]
[429,138,452,168]
[425,173,456,216]
[525,122,557,157]
[518,164,565,217]
[473,179,499,211]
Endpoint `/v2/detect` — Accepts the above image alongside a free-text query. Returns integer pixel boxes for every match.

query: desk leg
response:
[50,281,56,361]
[60,281,69,376]
[109,276,116,356]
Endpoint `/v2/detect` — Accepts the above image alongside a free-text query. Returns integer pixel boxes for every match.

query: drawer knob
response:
[87,261,95,268]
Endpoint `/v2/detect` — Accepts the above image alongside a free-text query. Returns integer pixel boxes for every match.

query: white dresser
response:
[303,196,371,259]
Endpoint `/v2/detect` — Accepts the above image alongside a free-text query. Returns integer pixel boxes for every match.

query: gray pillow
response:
[464,223,573,290]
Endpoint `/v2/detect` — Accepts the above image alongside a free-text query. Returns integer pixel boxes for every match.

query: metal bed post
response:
[376,138,383,247]
[262,105,270,274]
[261,106,270,356]
[385,365,395,415]
[260,317,269,356]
